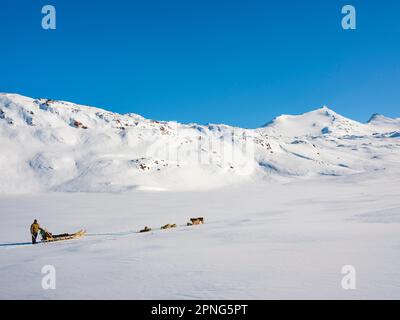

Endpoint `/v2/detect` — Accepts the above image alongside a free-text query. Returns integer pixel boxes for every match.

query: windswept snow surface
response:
[1,173,400,299]
[1,93,400,299]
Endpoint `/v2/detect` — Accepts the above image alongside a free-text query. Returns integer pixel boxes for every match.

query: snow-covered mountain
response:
[0,93,399,193]
[368,113,400,132]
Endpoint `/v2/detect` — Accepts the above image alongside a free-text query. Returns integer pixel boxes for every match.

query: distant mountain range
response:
[1,93,399,193]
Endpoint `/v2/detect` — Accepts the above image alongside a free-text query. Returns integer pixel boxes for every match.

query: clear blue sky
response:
[1,0,399,127]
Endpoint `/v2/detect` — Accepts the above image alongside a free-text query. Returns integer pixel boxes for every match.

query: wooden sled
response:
[42,229,86,243]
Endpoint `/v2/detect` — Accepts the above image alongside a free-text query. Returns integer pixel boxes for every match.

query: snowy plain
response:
[1,174,400,299]
[1,93,400,299]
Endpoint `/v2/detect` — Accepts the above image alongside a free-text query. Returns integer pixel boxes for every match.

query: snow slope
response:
[1,93,400,193]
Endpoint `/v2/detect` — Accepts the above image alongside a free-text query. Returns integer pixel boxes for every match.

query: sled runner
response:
[41,229,86,243]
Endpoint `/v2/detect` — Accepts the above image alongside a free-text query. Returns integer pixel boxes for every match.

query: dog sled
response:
[40,229,87,243]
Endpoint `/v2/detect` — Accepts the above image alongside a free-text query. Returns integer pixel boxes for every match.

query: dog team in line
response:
[140,217,205,233]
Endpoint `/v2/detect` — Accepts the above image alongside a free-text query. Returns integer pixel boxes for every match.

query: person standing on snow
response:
[30,219,41,244]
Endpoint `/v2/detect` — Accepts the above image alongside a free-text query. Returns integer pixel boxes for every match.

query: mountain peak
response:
[319,105,331,111]
[367,113,400,129]
[367,113,382,122]
[311,105,338,116]
[367,113,391,124]
[262,106,339,128]
[260,105,368,137]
